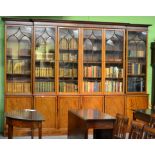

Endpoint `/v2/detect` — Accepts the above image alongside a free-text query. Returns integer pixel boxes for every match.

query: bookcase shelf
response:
[7,55,31,59]
[105,77,123,80]
[7,73,30,77]
[83,77,101,80]
[35,77,55,79]
[83,62,101,64]
[128,57,145,59]
[106,60,123,65]
[35,60,55,63]
[59,61,78,63]
[128,74,146,77]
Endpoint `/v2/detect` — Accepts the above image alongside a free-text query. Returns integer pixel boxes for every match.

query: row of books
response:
[128,63,145,75]
[106,67,123,78]
[59,38,78,50]
[7,82,31,93]
[128,50,145,57]
[35,67,54,77]
[35,52,55,61]
[35,82,55,92]
[59,82,78,92]
[84,81,101,92]
[105,80,123,92]
[7,48,31,58]
[106,44,123,52]
[128,77,144,92]
[35,42,55,54]
[7,60,30,74]
[84,42,101,51]
[84,52,101,62]
[84,66,101,77]
[106,54,122,62]
[59,52,78,62]
[60,67,77,77]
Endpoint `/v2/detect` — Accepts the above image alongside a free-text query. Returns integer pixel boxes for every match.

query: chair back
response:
[113,113,129,139]
[128,120,144,139]
[149,114,155,128]
[142,126,155,139]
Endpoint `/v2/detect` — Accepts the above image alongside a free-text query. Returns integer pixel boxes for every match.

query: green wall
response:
[0,16,155,132]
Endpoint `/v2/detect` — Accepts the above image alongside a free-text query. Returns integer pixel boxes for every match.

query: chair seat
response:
[142,126,155,139]
[112,113,129,139]
[128,120,145,139]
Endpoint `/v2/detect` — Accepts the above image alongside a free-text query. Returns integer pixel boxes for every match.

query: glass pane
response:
[59,28,78,92]
[127,31,146,92]
[83,29,102,92]
[6,26,32,94]
[105,30,124,93]
[35,27,55,93]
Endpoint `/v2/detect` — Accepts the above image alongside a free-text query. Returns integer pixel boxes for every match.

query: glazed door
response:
[127,30,147,93]
[34,26,56,94]
[58,28,79,94]
[82,29,102,94]
[105,29,125,94]
[5,25,32,94]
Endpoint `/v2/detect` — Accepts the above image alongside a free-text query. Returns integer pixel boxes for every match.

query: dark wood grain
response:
[133,109,155,123]
[5,109,44,139]
[68,109,116,139]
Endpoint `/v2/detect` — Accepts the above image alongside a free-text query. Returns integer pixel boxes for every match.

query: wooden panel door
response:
[105,95,125,117]
[5,96,32,112]
[58,96,80,129]
[34,96,57,135]
[4,96,32,136]
[81,96,104,112]
[126,95,148,121]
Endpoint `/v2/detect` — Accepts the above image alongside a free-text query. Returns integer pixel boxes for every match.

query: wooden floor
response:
[0,134,93,139]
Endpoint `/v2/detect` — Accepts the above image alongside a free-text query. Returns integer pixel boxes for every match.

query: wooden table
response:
[5,109,44,139]
[133,109,155,123]
[68,109,116,139]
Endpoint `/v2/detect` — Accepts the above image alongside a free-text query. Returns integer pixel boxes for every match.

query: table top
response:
[5,109,44,121]
[134,109,155,116]
[69,109,116,121]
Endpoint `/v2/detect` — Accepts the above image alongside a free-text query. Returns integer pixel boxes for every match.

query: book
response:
[69,38,78,50]
[63,53,69,61]
[60,68,64,77]
[60,38,68,49]
[20,49,31,56]
[7,60,12,74]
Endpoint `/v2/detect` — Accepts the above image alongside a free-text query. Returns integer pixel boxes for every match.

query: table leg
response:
[38,123,42,139]
[31,127,34,139]
[133,111,136,120]
[8,125,13,139]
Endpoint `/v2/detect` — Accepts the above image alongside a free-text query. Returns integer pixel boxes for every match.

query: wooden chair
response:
[112,113,129,139]
[142,126,155,139]
[128,120,144,139]
[149,114,155,128]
